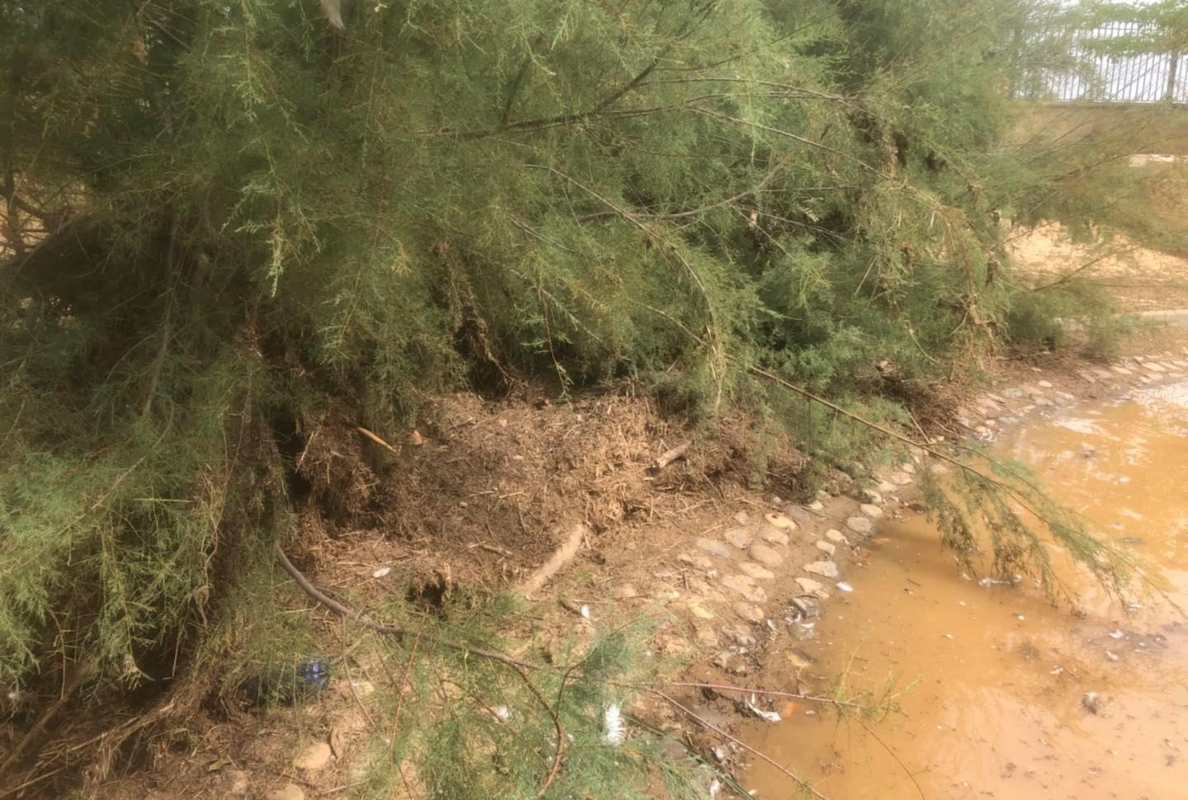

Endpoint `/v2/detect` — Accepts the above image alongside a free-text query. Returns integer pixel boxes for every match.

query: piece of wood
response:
[652,440,691,470]
[355,426,398,454]
[516,524,588,598]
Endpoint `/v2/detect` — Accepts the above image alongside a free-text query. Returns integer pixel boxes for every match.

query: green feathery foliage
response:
[0,0,1146,698]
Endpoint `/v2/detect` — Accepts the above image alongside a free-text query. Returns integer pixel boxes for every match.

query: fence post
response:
[1167,51,1181,103]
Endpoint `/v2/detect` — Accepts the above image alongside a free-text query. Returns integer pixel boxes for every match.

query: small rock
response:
[688,603,716,620]
[294,742,333,771]
[877,480,897,493]
[734,602,765,623]
[803,560,840,579]
[807,500,825,511]
[749,542,785,568]
[825,529,849,545]
[696,538,735,560]
[268,784,306,800]
[1038,380,1053,388]
[791,596,820,617]
[694,626,720,647]
[900,462,916,475]
[929,463,950,476]
[760,525,790,546]
[861,489,883,504]
[724,527,754,549]
[765,512,797,530]
[349,679,375,699]
[1082,692,1103,714]
[678,552,715,570]
[228,770,250,796]
[372,566,392,578]
[794,577,830,600]
[836,581,854,592]
[724,624,757,646]
[860,503,883,519]
[738,561,776,580]
[846,516,873,535]
[614,584,640,599]
[734,510,750,525]
[815,540,836,555]
[786,650,813,670]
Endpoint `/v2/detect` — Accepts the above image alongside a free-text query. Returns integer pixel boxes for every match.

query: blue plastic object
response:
[241,658,331,706]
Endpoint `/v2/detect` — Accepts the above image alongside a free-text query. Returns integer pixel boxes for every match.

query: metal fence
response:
[1016,21,1185,104]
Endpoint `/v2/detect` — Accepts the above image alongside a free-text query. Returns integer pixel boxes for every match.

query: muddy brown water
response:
[744,382,1188,799]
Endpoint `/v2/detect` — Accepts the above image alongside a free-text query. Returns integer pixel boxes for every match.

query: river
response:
[743,381,1188,799]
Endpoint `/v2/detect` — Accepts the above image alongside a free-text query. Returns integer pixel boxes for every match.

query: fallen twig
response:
[668,681,868,710]
[653,440,692,470]
[355,426,399,455]
[517,523,588,598]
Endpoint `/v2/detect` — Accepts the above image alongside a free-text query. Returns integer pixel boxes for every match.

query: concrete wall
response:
[1011,103,1188,155]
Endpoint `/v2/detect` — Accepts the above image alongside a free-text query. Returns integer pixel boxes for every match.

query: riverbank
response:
[740,334,1188,799]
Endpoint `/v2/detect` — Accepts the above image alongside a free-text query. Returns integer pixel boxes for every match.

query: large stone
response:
[738,561,776,581]
[825,529,849,545]
[764,512,797,530]
[846,516,873,535]
[759,525,790,546]
[803,560,840,579]
[724,527,754,549]
[268,785,306,800]
[696,537,735,560]
[293,742,332,771]
[722,573,766,603]
[734,602,765,623]
[749,542,785,568]
[815,540,836,555]
[860,503,883,518]
[794,577,830,600]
